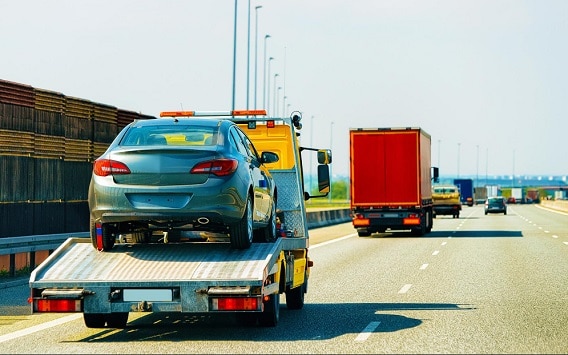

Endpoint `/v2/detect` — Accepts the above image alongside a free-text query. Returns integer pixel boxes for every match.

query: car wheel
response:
[358,229,371,237]
[230,196,253,249]
[255,200,278,243]
[90,217,115,251]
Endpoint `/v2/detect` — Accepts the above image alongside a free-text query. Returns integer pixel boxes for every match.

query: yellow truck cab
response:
[432,184,462,218]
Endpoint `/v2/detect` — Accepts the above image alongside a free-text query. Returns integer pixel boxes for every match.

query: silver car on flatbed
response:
[88,116,279,251]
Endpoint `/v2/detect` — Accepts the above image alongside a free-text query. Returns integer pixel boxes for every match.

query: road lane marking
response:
[0,313,82,343]
[310,233,357,249]
[420,263,428,270]
[398,284,412,293]
[552,235,558,239]
[355,321,381,342]
[432,250,439,256]
[441,241,447,246]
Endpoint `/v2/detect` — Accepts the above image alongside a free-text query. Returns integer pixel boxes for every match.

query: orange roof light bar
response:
[159,110,267,118]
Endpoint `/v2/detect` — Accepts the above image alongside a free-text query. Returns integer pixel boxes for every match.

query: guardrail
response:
[0,209,352,280]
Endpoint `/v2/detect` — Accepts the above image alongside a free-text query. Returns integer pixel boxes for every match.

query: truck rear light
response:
[403,217,421,225]
[33,299,82,312]
[353,218,370,227]
[210,297,260,311]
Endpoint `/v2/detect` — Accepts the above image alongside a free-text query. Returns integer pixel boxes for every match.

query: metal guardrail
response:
[0,232,89,277]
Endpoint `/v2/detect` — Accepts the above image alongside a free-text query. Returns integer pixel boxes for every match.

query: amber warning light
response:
[160,110,267,118]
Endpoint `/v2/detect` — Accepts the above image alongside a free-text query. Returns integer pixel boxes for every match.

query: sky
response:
[1,0,567,178]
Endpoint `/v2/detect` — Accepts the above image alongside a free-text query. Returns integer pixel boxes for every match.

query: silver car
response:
[88,117,279,251]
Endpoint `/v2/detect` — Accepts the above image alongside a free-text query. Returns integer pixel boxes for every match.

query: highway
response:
[1,204,567,354]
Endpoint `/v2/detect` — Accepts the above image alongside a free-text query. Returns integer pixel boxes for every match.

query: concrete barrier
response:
[539,200,568,213]
[306,208,352,229]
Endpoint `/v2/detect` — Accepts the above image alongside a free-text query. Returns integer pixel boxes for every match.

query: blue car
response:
[88,117,279,251]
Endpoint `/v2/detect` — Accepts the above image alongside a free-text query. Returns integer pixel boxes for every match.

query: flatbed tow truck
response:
[29,110,332,328]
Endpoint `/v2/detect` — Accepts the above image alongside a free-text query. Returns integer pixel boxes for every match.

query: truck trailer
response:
[453,178,474,206]
[29,110,332,328]
[349,127,436,237]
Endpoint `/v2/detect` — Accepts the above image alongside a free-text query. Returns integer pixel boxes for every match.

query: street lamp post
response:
[266,57,275,114]
[457,142,461,178]
[231,0,238,111]
[274,86,282,117]
[263,35,271,109]
[328,121,334,203]
[246,0,251,110]
[272,73,279,116]
[254,5,262,108]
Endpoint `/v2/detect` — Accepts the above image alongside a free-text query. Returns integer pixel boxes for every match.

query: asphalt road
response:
[1,204,567,354]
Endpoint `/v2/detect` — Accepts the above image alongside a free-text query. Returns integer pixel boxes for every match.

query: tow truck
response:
[29,110,332,328]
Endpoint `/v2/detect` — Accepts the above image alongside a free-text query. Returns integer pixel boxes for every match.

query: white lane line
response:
[355,321,381,342]
[310,233,357,249]
[552,235,558,239]
[0,313,82,343]
[441,241,447,246]
[432,250,440,256]
[420,263,428,270]
[398,284,412,294]
[563,242,568,246]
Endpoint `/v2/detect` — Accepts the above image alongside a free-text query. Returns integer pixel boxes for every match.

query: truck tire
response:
[254,200,277,243]
[229,196,253,249]
[84,313,106,328]
[357,229,371,237]
[90,218,115,251]
[258,292,280,327]
[285,272,307,310]
[106,312,129,328]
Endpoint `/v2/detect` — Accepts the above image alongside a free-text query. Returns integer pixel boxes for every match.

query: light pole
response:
[457,142,461,178]
[231,0,238,111]
[437,139,441,172]
[328,121,334,202]
[476,145,479,189]
[254,5,262,108]
[275,86,282,117]
[310,115,314,193]
[266,57,275,114]
[263,36,271,109]
[282,95,287,117]
[272,73,279,116]
[246,0,251,110]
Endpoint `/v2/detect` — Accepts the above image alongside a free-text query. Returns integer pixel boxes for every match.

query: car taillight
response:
[191,159,238,176]
[93,159,131,176]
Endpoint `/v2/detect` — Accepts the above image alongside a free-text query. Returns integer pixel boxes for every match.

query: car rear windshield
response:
[120,125,218,147]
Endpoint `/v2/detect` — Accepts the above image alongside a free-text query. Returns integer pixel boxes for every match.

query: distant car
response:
[485,197,507,215]
[507,197,516,204]
[466,197,474,206]
[88,117,279,251]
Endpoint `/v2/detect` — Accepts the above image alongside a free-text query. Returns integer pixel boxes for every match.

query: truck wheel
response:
[258,292,280,327]
[106,312,128,328]
[357,230,371,237]
[84,313,106,328]
[90,218,115,251]
[285,272,307,310]
[229,196,253,249]
[254,200,277,243]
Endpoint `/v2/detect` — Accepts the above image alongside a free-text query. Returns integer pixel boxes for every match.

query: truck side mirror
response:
[317,149,332,164]
[317,164,330,194]
[432,167,439,182]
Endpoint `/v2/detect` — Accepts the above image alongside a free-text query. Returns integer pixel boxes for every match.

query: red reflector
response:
[403,218,421,225]
[267,120,275,128]
[34,299,82,312]
[213,297,259,311]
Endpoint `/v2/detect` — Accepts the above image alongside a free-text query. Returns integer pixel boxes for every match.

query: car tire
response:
[230,196,253,249]
[254,200,278,243]
[90,217,115,251]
